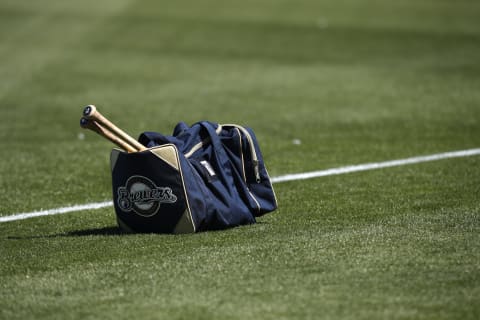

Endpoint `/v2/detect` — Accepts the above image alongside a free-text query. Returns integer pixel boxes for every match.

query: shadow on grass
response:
[6,226,125,239]
[66,226,125,236]
[6,221,268,240]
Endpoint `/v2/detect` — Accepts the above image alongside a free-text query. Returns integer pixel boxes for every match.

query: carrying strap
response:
[184,122,261,183]
[184,124,223,158]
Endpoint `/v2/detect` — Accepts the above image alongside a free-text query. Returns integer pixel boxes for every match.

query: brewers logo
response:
[117,175,177,217]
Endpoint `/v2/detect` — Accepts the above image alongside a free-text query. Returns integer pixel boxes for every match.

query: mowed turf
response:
[0,0,479,319]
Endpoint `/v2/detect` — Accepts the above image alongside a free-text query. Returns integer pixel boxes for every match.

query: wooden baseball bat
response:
[80,117,138,153]
[82,105,147,152]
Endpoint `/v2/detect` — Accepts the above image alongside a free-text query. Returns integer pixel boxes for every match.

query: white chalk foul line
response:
[270,148,480,183]
[0,201,113,223]
[1,148,480,223]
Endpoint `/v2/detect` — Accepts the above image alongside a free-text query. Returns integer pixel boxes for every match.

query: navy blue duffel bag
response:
[110,121,277,233]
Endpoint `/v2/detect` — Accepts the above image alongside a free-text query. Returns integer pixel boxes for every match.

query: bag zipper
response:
[222,124,261,183]
[233,127,261,214]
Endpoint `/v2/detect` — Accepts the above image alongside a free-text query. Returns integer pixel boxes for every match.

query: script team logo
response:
[117,175,177,217]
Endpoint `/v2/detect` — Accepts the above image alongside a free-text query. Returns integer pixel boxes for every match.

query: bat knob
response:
[80,117,89,128]
[83,105,96,117]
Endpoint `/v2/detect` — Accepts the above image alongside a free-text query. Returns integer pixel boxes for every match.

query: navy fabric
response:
[137,121,277,231]
[111,150,188,233]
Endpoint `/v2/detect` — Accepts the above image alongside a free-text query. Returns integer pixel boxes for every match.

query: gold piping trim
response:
[169,144,196,233]
[264,167,279,208]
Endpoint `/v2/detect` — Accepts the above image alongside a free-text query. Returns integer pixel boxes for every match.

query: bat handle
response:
[83,105,96,117]
[80,118,137,153]
[82,104,146,152]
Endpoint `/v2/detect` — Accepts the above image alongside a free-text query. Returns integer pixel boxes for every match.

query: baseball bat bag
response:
[110,121,277,233]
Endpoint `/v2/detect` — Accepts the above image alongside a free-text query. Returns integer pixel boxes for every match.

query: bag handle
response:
[184,124,222,158]
[185,122,261,183]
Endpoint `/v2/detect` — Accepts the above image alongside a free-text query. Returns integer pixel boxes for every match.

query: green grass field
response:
[1,0,479,319]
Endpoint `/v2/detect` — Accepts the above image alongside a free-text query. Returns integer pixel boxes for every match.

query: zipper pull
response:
[253,160,261,183]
